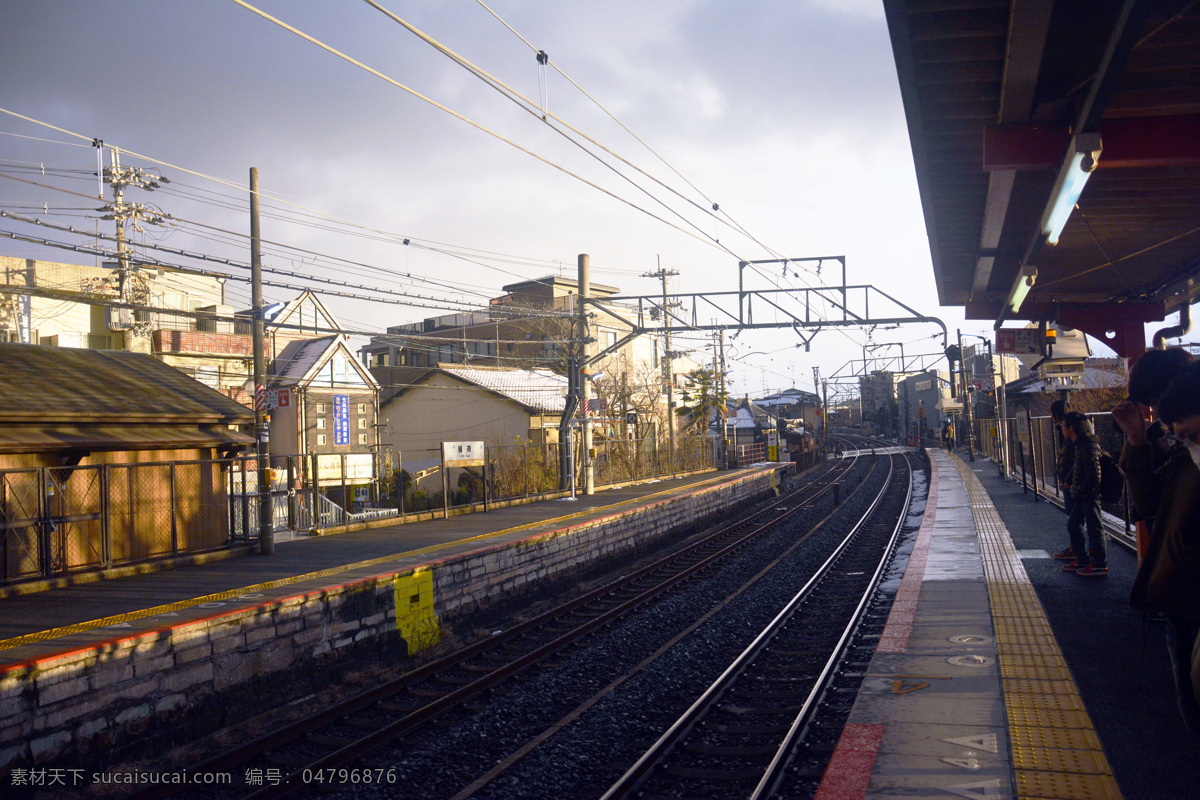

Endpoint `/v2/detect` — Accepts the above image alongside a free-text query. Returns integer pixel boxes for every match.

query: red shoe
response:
[1076,565,1109,577]
[1062,561,1086,572]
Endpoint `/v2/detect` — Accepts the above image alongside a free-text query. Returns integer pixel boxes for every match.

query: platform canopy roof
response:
[884,0,1200,355]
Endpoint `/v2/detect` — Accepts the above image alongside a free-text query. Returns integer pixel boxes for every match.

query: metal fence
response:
[1,458,232,584]
[0,435,732,587]
[966,411,1133,532]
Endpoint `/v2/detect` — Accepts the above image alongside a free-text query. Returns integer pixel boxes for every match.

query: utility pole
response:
[643,261,679,470]
[251,168,273,554]
[958,328,975,462]
[812,366,823,452]
[578,253,594,495]
[719,328,729,465]
[100,146,168,352]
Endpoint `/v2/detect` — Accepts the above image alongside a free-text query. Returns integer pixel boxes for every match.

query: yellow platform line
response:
[950,454,1123,800]
[0,467,769,657]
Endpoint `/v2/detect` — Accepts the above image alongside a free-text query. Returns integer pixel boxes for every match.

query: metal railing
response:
[967,412,1134,542]
[0,435,734,587]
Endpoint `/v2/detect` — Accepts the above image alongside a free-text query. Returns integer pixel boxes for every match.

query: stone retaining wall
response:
[0,466,786,772]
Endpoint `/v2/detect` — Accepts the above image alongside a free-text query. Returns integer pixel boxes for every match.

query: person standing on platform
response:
[1051,400,1076,561]
[1061,412,1107,576]
[1111,347,1194,563]
[1121,360,1200,735]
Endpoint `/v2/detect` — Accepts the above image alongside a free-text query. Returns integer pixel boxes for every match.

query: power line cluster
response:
[0,1,889,384]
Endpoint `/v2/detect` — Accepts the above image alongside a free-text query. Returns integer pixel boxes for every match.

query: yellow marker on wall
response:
[394,568,440,656]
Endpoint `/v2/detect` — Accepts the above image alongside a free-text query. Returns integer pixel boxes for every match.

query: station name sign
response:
[443,441,485,467]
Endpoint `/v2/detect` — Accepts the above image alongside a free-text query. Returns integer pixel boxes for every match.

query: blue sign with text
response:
[333,395,349,445]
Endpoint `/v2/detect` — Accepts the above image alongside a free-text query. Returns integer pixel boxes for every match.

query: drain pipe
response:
[1152,300,1193,349]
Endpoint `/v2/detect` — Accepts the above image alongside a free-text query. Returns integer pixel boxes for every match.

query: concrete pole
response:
[578,254,594,495]
[661,265,677,468]
[958,328,975,462]
[251,168,273,554]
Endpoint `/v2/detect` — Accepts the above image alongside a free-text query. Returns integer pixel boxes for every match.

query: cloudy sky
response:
[1,0,987,398]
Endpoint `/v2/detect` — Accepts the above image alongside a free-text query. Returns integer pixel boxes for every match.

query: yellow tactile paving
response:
[1011,745,1113,775]
[1015,770,1123,800]
[1000,663,1076,682]
[1003,679,1077,695]
[1010,724,1104,752]
[951,454,1122,800]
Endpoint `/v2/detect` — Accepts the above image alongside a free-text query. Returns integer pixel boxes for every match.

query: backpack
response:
[1099,450,1125,504]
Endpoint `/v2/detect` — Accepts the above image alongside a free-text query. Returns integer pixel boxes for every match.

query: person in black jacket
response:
[1062,412,1107,576]
[1118,361,1200,733]
[1051,400,1076,560]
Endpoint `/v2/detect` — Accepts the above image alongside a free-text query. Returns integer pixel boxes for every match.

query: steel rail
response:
[750,452,914,799]
[599,448,907,799]
[124,451,860,800]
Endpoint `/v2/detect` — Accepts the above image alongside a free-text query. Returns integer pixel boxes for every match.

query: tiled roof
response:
[440,366,569,414]
[0,343,254,423]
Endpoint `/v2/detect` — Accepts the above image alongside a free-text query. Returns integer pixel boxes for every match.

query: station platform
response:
[0,465,791,666]
[817,448,1199,800]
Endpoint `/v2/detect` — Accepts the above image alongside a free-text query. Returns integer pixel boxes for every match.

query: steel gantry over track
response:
[579,256,948,368]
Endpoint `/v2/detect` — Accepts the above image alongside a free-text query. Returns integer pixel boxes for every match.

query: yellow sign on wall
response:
[394,569,440,656]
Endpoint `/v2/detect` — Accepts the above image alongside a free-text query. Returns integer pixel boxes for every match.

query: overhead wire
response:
[472,0,818,274]
[1,106,581,292]
[228,0,730,256]
[362,0,756,266]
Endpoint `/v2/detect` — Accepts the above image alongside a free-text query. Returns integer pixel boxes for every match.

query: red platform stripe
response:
[875,459,940,653]
[813,723,886,800]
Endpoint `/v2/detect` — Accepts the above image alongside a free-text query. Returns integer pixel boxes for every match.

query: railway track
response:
[599,449,912,800]
[124,444,874,800]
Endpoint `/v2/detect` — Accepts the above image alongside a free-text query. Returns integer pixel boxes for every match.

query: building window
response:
[317,434,327,446]
[316,403,326,414]
[317,418,326,429]
[358,403,367,414]
[358,417,367,428]
[358,433,368,445]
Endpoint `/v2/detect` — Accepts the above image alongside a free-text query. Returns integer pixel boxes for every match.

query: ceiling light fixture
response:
[1006,264,1038,314]
[1040,133,1103,246]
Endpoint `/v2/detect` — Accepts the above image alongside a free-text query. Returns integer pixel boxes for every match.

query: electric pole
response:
[579,253,594,495]
[251,168,274,554]
[643,262,679,470]
[957,328,975,462]
[99,146,168,351]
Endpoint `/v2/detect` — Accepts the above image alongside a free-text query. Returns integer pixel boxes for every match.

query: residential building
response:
[266,335,380,457]
[898,369,958,441]
[363,275,698,446]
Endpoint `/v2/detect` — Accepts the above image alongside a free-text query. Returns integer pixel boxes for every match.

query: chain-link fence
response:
[1,458,235,585]
[0,434,731,586]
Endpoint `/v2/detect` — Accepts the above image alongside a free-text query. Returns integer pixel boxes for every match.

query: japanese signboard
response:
[255,387,292,411]
[995,329,1041,355]
[315,453,374,485]
[333,394,349,445]
[443,441,485,467]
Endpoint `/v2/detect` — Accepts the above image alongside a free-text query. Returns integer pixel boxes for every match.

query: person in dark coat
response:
[1112,347,1194,563]
[1061,412,1106,576]
[1051,400,1076,560]
[1118,361,1200,734]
